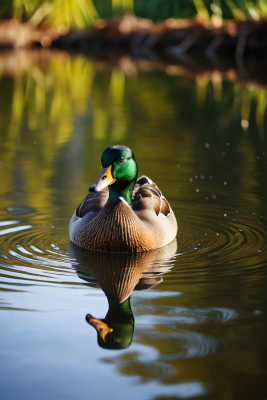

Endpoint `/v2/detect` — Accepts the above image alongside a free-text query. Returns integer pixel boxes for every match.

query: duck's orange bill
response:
[86,315,113,342]
[91,165,115,192]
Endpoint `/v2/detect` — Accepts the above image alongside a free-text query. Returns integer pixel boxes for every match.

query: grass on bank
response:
[0,0,266,29]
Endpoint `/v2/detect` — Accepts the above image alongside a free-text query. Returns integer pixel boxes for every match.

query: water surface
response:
[0,51,267,400]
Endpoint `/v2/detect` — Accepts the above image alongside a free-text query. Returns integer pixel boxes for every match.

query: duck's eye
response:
[118,157,125,164]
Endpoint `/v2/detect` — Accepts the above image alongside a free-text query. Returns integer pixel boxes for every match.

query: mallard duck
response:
[69,145,177,252]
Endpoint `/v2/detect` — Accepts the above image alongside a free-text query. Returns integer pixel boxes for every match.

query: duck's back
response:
[69,177,177,252]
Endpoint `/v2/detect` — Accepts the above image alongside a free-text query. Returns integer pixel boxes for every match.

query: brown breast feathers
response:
[73,199,158,252]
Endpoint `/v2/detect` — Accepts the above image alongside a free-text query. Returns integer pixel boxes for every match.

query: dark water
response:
[0,51,267,400]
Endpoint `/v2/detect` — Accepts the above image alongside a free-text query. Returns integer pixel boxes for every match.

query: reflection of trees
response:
[191,77,267,207]
[0,55,95,212]
[0,53,266,219]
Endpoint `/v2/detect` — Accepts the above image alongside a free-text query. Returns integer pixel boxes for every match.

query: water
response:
[0,50,267,400]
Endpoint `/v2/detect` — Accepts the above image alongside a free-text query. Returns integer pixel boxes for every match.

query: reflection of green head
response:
[86,297,134,350]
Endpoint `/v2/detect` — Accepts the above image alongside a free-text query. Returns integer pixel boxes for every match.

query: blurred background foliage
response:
[0,0,267,29]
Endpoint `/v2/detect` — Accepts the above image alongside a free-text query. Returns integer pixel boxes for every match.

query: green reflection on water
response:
[0,50,267,400]
[0,52,266,213]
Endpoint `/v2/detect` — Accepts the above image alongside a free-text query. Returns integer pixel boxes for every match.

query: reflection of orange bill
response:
[86,314,113,342]
[91,165,116,192]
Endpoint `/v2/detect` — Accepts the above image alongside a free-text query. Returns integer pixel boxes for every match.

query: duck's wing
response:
[132,176,170,217]
[76,188,109,218]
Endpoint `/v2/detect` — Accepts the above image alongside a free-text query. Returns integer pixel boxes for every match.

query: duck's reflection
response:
[69,240,177,350]
[86,298,134,349]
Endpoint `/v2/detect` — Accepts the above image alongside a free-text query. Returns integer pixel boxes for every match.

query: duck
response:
[69,145,177,252]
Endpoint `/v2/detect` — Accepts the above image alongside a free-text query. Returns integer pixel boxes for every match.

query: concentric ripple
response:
[0,212,77,290]
[1,203,264,360]
[0,201,266,291]
[169,202,267,283]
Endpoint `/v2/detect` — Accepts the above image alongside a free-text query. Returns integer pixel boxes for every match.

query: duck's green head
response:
[89,145,138,205]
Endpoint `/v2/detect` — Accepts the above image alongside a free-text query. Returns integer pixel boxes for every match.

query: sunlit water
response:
[0,51,267,400]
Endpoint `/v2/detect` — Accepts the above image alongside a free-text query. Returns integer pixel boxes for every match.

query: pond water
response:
[0,51,267,400]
